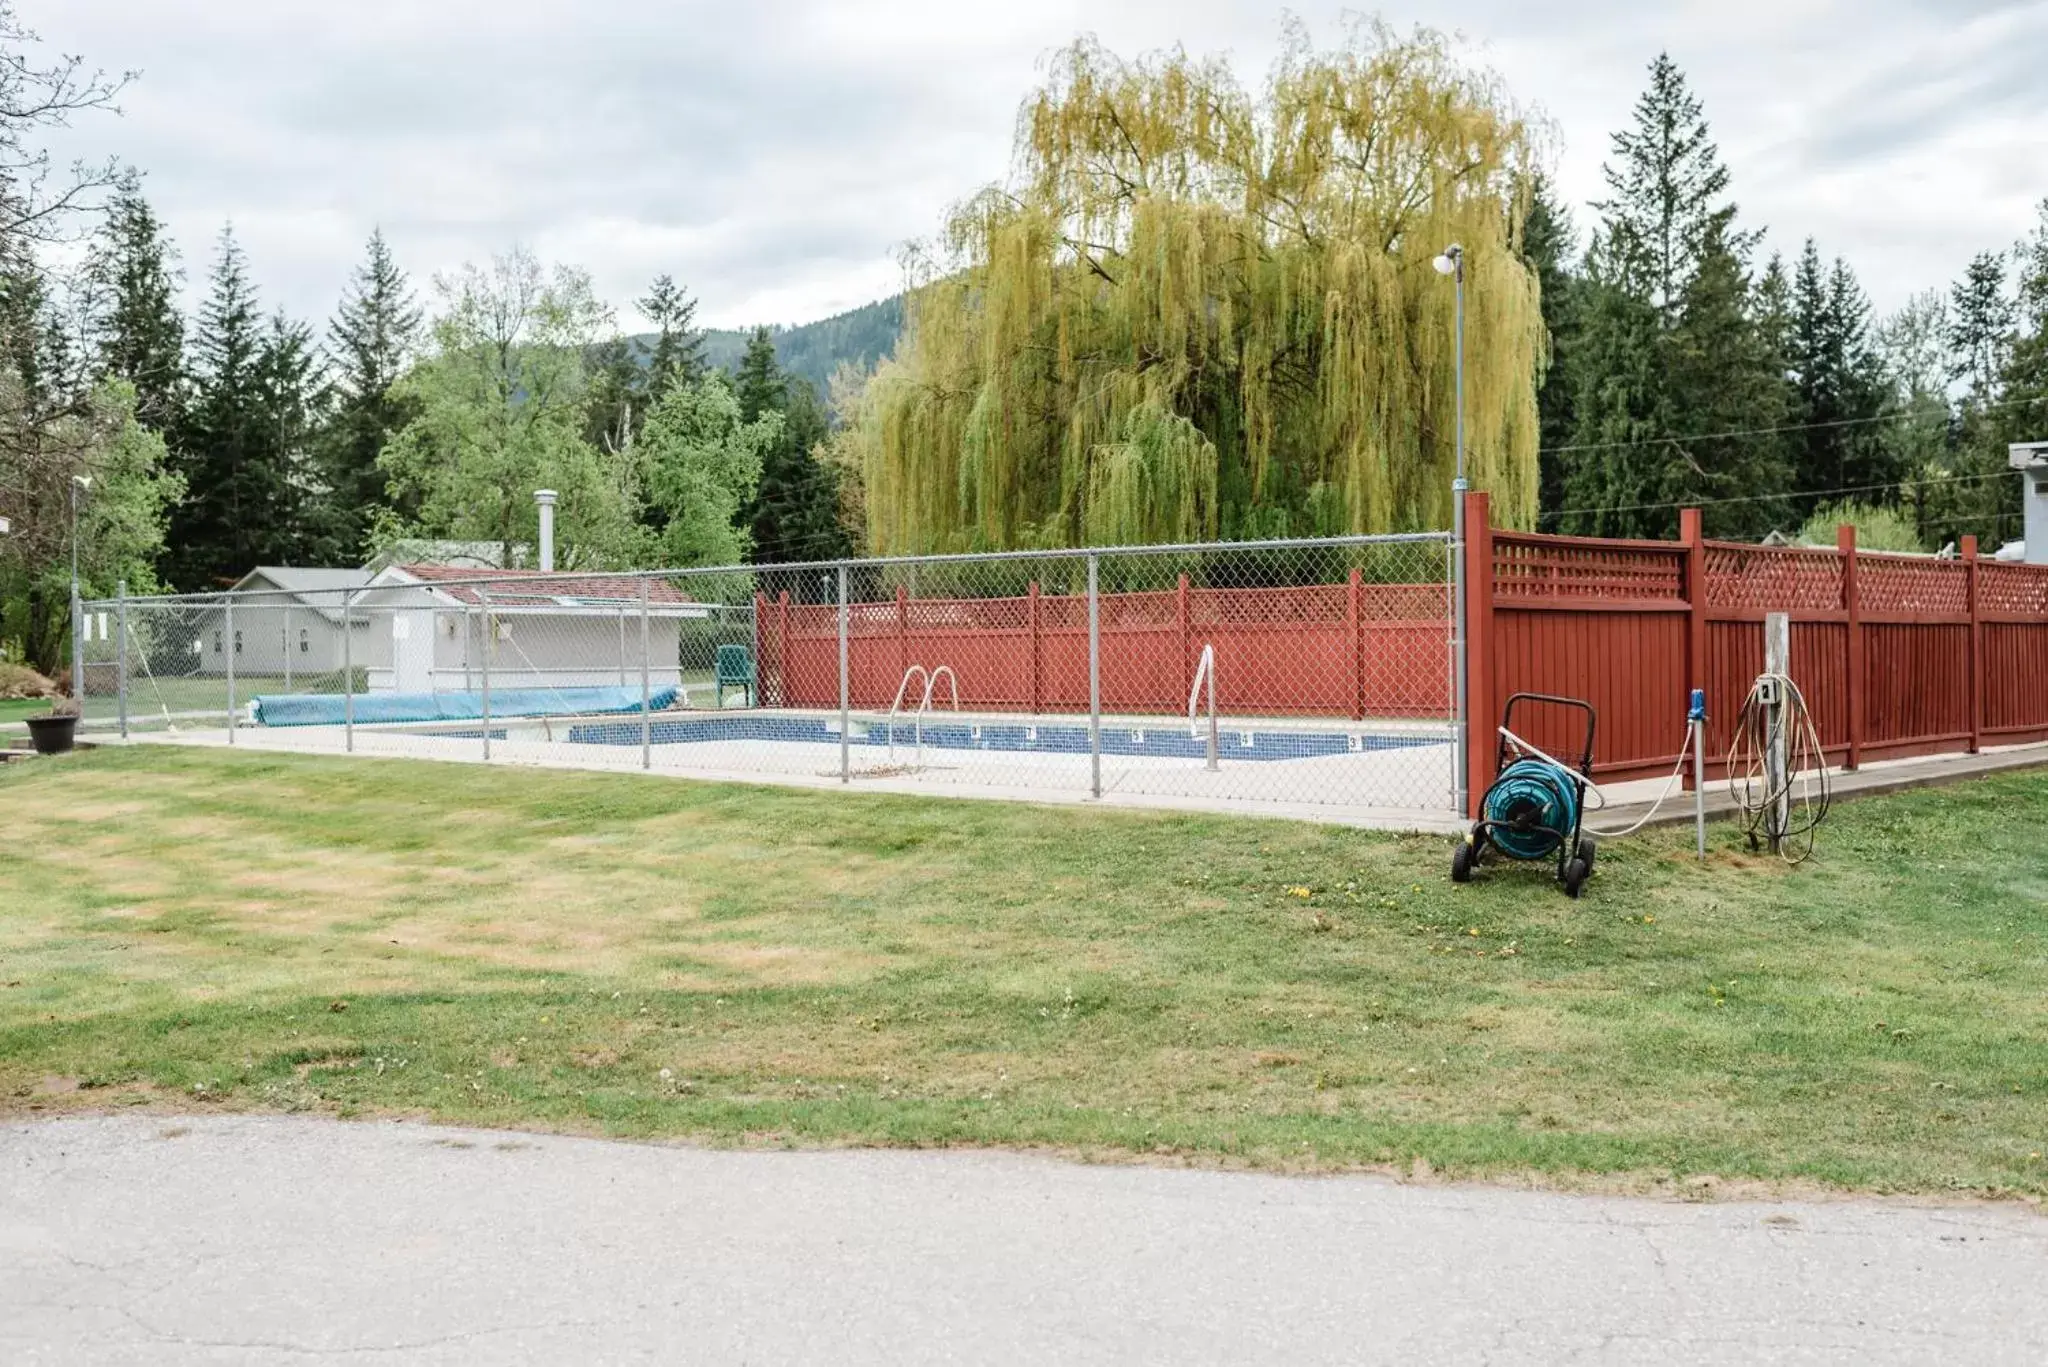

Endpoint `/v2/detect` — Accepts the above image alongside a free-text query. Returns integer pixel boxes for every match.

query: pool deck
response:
[86,707,1470,834]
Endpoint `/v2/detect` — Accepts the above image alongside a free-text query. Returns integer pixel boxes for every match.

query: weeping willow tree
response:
[848,18,1546,554]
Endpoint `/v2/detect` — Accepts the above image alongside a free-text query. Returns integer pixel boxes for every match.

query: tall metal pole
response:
[639,577,652,771]
[1088,554,1102,800]
[69,478,83,708]
[343,589,355,752]
[224,595,236,744]
[1448,246,1470,817]
[479,590,493,763]
[282,604,293,691]
[837,564,851,784]
[116,580,129,740]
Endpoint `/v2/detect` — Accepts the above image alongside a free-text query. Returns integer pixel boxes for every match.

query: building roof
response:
[390,564,697,608]
[230,567,378,622]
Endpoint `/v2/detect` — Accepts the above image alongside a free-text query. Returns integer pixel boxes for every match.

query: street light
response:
[1435,243,1469,814]
[69,474,92,705]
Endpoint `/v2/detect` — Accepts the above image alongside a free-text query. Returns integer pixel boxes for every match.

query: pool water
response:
[562,714,1445,762]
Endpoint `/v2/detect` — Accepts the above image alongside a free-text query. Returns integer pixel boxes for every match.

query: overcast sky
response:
[29,0,2048,334]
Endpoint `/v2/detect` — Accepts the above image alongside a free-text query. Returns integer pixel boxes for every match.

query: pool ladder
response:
[1189,643,1218,771]
[887,664,960,770]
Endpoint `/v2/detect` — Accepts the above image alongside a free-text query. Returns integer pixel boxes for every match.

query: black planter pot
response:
[25,714,78,755]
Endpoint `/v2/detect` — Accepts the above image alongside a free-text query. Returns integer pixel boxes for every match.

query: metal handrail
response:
[885,665,930,763]
[1187,643,1218,771]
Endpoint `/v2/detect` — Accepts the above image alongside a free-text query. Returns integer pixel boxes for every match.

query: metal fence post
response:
[1088,553,1102,799]
[283,603,293,692]
[70,586,84,708]
[640,577,652,771]
[1452,508,1467,817]
[343,588,355,752]
[116,580,129,740]
[479,589,493,763]
[224,594,236,744]
[838,563,850,783]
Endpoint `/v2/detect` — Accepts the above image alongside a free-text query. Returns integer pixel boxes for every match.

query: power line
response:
[1537,392,2048,457]
[1537,468,2013,525]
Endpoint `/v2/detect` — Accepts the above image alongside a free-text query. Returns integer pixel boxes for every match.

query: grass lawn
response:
[0,697,53,725]
[2,745,2044,1196]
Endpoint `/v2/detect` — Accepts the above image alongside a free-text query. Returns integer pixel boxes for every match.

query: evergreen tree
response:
[317,229,420,557]
[1523,175,1579,516]
[1944,249,2018,547]
[581,334,644,456]
[83,173,184,431]
[639,274,704,400]
[732,326,784,423]
[1784,242,1890,513]
[730,328,849,563]
[1986,201,2048,548]
[165,226,301,587]
[1560,55,1789,538]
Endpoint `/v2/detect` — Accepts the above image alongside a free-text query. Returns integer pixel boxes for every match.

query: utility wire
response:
[1537,391,2048,457]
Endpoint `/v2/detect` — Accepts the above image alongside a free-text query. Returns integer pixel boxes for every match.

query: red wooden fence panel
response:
[1484,524,1690,783]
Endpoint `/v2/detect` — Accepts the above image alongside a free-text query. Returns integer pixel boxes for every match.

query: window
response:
[233,630,243,655]
[213,632,222,654]
[299,628,310,654]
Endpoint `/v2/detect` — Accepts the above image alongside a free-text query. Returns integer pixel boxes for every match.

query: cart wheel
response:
[1577,835,1597,870]
[1451,839,1476,883]
[1562,856,1589,898]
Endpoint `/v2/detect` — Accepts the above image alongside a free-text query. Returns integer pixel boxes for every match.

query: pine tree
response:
[1785,243,1889,512]
[1523,175,1579,517]
[730,330,848,563]
[732,326,784,423]
[1560,55,1789,538]
[581,334,644,456]
[1986,201,2048,548]
[639,274,704,400]
[316,229,420,556]
[83,173,184,432]
[166,226,302,587]
[1944,249,2018,547]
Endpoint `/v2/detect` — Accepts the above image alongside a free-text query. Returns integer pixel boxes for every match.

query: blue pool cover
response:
[563,714,1444,762]
[253,685,680,728]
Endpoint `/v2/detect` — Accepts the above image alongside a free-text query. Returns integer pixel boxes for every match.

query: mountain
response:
[685,295,903,399]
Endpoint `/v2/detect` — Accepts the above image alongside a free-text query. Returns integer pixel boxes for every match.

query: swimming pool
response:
[559,713,1446,762]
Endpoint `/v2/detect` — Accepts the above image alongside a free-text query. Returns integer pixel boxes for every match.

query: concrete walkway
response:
[4,1115,2044,1365]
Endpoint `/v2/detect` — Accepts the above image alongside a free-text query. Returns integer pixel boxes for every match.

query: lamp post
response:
[69,475,93,706]
[1434,244,1468,814]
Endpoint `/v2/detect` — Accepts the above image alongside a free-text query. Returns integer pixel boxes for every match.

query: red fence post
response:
[1964,535,1982,754]
[1680,508,1706,788]
[1176,572,1191,693]
[1839,523,1862,771]
[1347,567,1365,721]
[1463,490,1493,818]
[1028,581,1042,715]
[895,583,908,685]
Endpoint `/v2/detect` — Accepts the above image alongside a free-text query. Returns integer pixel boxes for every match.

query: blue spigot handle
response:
[1688,688,1707,723]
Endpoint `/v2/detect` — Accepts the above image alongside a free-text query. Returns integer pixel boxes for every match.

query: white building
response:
[356,565,704,695]
[201,567,376,680]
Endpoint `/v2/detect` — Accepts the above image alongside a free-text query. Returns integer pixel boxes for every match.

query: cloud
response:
[25,0,2048,336]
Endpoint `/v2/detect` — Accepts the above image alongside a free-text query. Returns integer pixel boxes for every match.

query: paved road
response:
[3,1115,2044,1365]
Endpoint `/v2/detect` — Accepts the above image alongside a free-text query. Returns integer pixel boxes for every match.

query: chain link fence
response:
[78,533,1458,820]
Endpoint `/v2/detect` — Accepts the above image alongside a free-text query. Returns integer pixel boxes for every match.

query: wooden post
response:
[1027,581,1042,715]
[1463,490,1494,818]
[1964,535,1982,754]
[1347,567,1365,721]
[895,583,909,686]
[1839,522,1862,771]
[1681,508,1707,789]
[1176,573,1191,704]
[1764,612,1791,853]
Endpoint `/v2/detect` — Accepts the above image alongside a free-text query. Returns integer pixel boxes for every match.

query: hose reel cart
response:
[1451,693,1599,897]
